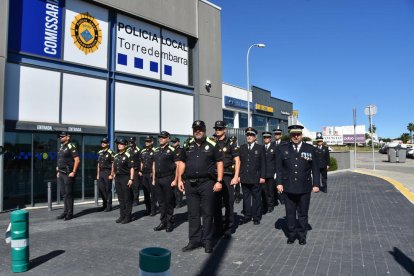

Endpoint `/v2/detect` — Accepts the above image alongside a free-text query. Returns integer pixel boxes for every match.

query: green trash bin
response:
[139,247,171,275]
[10,209,29,273]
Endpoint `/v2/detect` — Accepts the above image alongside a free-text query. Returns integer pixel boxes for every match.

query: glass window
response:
[33,133,58,205]
[68,134,83,199]
[253,115,267,128]
[3,132,32,209]
[269,118,279,130]
[239,113,248,128]
[83,135,104,198]
[223,110,234,128]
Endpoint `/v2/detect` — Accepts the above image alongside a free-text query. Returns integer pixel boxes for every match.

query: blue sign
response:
[224,96,253,110]
[9,0,64,59]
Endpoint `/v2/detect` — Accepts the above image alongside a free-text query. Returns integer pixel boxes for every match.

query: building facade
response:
[0,0,222,210]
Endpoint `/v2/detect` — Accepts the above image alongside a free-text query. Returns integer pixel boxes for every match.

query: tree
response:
[303,137,312,142]
[407,123,414,143]
[400,133,410,143]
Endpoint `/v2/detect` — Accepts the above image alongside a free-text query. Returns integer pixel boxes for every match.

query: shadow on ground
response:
[30,250,65,270]
[389,247,414,275]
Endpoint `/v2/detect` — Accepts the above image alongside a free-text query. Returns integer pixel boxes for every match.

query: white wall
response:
[161,91,193,135]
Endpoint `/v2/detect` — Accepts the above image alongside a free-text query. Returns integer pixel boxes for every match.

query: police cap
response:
[273,128,283,135]
[262,131,272,138]
[144,135,154,142]
[192,120,206,130]
[288,124,304,134]
[213,120,226,129]
[57,131,70,138]
[128,137,136,143]
[101,137,109,144]
[316,132,324,141]
[158,131,170,138]
[116,138,128,145]
[171,137,180,143]
[230,135,237,142]
[245,127,257,136]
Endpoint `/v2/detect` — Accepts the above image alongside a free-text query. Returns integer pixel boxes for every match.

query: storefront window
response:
[83,136,104,198]
[223,110,234,128]
[253,115,267,128]
[269,118,279,130]
[239,113,248,128]
[3,132,32,209]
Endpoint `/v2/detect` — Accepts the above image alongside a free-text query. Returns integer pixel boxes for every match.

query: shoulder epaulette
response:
[206,137,216,146]
[151,148,156,152]
[168,146,175,152]
[68,143,73,149]
[98,149,103,154]
[125,152,131,157]
[108,149,114,154]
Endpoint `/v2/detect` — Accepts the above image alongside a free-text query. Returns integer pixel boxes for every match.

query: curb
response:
[354,169,414,204]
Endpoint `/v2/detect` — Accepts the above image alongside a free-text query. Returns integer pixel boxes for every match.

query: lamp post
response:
[247,43,266,126]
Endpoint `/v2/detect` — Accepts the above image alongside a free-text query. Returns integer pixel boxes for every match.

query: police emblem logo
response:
[223,147,227,152]
[255,150,258,154]
[122,157,126,160]
[284,151,289,155]
[271,149,274,153]
[71,12,102,54]
[167,150,170,154]
[106,154,109,158]
[205,145,210,150]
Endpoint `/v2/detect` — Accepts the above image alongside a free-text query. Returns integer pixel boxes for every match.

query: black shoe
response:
[299,239,307,245]
[223,230,232,239]
[268,207,274,213]
[64,214,73,221]
[104,206,112,212]
[56,213,67,220]
[116,217,124,223]
[287,238,295,244]
[150,212,156,217]
[166,224,174,232]
[121,218,131,224]
[253,220,260,225]
[239,217,251,225]
[204,242,213,254]
[182,242,202,252]
[153,223,166,231]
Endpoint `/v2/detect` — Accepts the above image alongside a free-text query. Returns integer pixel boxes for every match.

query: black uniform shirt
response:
[98,148,114,170]
[140,147,155,174]
[57,142,78,171]
[264,142,277,178]
[181,137,223,179]
[153,145,178,177]
[314,145,330,168]
[114,151,133,175]
[216,136,239,173]
[127,146,141,170]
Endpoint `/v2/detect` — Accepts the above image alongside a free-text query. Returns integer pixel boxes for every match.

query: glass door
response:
[33,133,58,204]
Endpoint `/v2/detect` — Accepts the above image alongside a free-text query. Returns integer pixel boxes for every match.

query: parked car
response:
[406,146,414,158]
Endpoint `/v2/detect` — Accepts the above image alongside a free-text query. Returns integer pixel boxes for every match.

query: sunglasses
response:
[215,127,225,131]
[290,133,302,137]
[246,133,256,137]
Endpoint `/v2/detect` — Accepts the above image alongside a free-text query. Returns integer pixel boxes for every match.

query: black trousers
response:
[98,170,112,208]
[57,174,74,216]
[241,183,261,221]
[141,173,157,213]
[132,170,140,204]
[214,175,235,232]
[156,175,175,224]
[262,178,275,211]
[174,186,184,206]
[284,192,311,240]
[115,174,132,220]
[319,167,328,190]
[185,179,215,243]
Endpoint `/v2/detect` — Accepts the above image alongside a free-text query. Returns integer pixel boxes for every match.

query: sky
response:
[212,0,414,138]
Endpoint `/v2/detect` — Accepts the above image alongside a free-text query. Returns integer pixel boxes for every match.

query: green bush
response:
[329,157,338,171]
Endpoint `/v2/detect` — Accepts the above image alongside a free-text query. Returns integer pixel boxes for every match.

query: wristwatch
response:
[217,180,223,184]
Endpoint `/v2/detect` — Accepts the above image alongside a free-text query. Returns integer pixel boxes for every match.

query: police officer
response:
[96,137,114,212]
[178,120,223,253]
[112,138,135,224]
[56,131,80,221]
[231,136,243,204]
[315,132,330,193]
[171,137,184,208]
[213,120,240,238]
[239,127,266,225]
[272,128,285,205]
[152,131,179,233]
[276,125,320,245]
[139,135,157,216]
[127,137,141,206]
[262,131,277,213]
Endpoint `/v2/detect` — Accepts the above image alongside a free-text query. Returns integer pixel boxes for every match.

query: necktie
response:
[266,144,269,150]
[294,145,298,152]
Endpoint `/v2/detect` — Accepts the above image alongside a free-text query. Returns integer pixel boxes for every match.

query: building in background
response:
[0,0,222,210]
[222,83,293,134]
[322,125,366,145]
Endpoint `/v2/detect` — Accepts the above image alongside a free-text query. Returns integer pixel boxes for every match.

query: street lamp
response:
[247,43,266,126]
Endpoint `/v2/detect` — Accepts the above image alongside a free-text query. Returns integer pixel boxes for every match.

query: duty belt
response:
[188,177,211,184]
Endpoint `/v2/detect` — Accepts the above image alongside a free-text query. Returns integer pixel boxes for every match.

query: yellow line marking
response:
[354,169,414,204]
